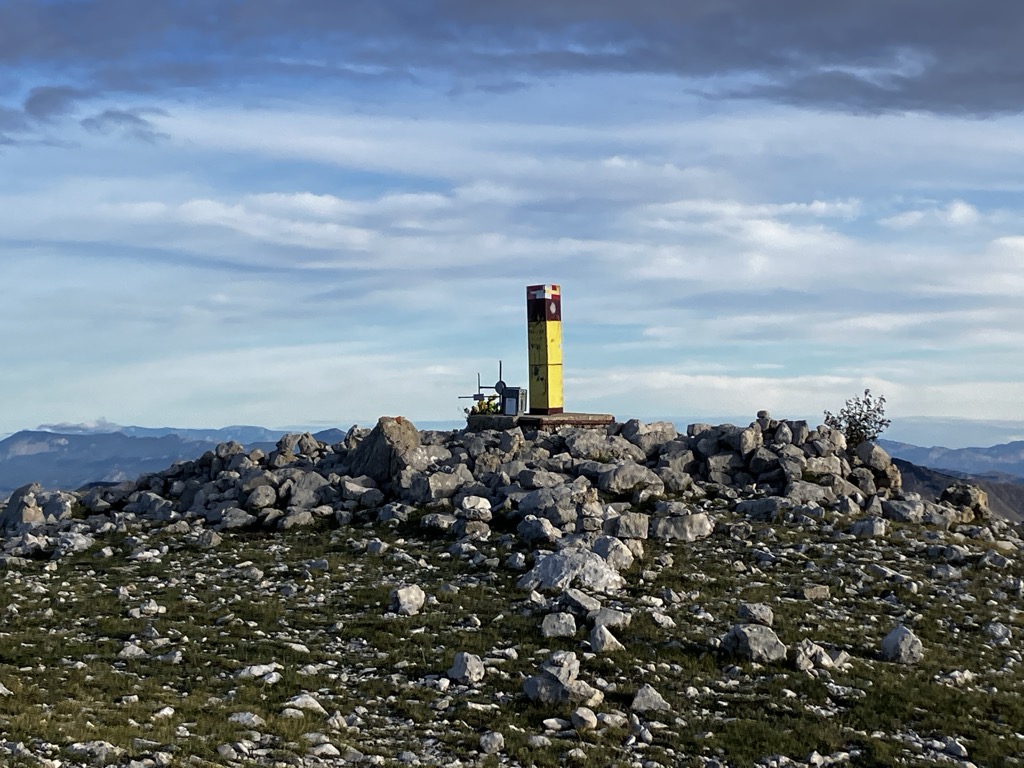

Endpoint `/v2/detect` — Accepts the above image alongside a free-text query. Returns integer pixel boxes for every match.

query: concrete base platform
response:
[518,412,615,430]
[464,412,615,432]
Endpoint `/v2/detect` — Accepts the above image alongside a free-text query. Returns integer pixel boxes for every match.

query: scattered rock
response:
[479,730,504,754]
[881,625,924,664]
[448,652,486,685]
[390,584,426,616]
[631,683,671,712]
[721,624,787,663]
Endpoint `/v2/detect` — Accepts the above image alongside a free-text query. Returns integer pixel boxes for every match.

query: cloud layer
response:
[1,2,1023,445]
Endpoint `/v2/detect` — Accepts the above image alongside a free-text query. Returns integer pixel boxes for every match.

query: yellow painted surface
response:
[529,363,563,411]
[527,321,562,365]
[546,363,563,409]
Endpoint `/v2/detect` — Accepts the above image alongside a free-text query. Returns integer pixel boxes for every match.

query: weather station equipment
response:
[459,361,527,417]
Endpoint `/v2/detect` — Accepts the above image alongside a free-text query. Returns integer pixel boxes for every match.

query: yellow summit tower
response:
[526,284,563,415]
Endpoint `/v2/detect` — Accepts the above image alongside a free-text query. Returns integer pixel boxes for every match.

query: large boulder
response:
[0,484,74,533]
[346,417,423,489]
[649,512,713,542]
[940,482,990,522]
[523,651,604,708]
[279,470,330,509]
[563,430,646,464]
[882,498,925,524]
[721,623,787,662]
[880,625,923,664]
[597,464,664,496]
[620,420,678,458]
[517,549,626,594]
[856,441,893,473]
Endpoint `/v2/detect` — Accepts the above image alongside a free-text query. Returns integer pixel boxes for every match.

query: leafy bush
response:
[823,388,891,448]
[465,395,500,416]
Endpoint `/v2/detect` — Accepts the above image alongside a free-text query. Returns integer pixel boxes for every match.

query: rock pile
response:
[0,411,987,557]
[0,412,1019,768]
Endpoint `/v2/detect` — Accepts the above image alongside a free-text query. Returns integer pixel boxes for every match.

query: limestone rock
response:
[517,549,626,594]
[589,623,625,653]
[591,535,634,571]
[517,515,563,545]
[523,651,603,708]
[790,639,834,672]
[721,623,787,662]
[0,483,46,532]
[882,499,925,523]
[881,625,923,664]
[597,463,664,496]
[631,683,670,712]
[390,584,426,616]
[571,706,598,731]
[649,512,713,542]
[448,651,485,684]
[851,516,888,538]
[620,419,678,457]
[940,482,990,521]
[737,602,774,627]
[613,511,649,539]
[857,441,893,473]
[479,731,504,754]
[347,416,422,488]
[564,430,646,464]
[541,612,577,639]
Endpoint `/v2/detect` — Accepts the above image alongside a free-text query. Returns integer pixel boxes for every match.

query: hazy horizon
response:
[7,414,1024,452]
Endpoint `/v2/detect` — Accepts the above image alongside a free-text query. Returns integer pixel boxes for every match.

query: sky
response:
[3,1,1024,447]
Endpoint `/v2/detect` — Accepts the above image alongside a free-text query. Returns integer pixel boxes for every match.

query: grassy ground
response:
[0,508,1021,767]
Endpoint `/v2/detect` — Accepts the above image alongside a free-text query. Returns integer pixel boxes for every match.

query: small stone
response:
[590,624,625,653]
[228,712,266,728]
[881,625,924,664]
[944,737,969,758]
[285,693,327,716]
[850,516,887,538]
[721,623,787,663]
[541,612,577,638]
[800,584,831,601]
[631,683,670,712]
[310,743,341,758]
[216,744,238,760]
[390,585,426,616]
[571,707,598,731]
[479,730,504,754]
[448,651,485,685]
[737,602,774,627]
[118,642,148,660]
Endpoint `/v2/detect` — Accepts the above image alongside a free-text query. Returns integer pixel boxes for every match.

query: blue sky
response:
[3,1,1024,446]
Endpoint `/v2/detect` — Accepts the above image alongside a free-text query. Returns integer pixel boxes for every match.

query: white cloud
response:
[568,366,1024,424]
[879,199,984,229]
[4,90,1024,438]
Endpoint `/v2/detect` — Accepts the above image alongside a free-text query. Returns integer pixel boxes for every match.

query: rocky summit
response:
[0,413,1022,768]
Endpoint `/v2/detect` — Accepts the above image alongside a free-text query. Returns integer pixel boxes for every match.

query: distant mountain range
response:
[0,421,469,499]
[0,425,299,498]
[878,438,1024,481]
[2,423,1024,521]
